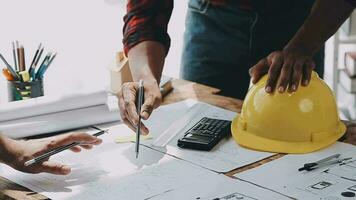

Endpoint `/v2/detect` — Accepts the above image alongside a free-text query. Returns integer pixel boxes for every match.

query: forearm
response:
[285,0,354,54]
[0,135,16,164]
[127,41,166,85]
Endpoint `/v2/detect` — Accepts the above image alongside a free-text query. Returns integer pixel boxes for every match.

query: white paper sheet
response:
[236,142,356,200]
[0,125,222,200]
[150,174,290,200]
[0,89,108,121]
[141,99,275,172]
[0,105,120,138]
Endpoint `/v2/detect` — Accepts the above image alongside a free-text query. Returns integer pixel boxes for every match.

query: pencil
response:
[0,54,20,80]
[16,41,20,71]
[12,42,18,71]
[35,53,51,80]
[29,43,41,73]
[36,53,56,80]
[135,80,144,158]
[18,45,26,71]
[2,69,14,81]
[34,47,44,67]
[46,52,56,68]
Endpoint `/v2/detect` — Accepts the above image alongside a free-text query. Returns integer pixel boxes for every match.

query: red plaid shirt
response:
[122,0,252,55]
[122,0,356,55]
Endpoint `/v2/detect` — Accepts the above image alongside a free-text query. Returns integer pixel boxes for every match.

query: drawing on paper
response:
[287,158,356,199]
[348,185,356,192]
[341,191,356,197]
[310,181,333,190]
[209,192,258,200]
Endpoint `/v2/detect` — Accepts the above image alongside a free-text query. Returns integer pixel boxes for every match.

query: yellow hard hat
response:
[231,71,345,154]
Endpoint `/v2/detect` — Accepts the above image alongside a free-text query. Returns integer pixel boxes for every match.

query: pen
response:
[135,80,144,158]
[24,130,108,166]
[0,54,20,80]
[299,154,352,171]
[12,42,18,71]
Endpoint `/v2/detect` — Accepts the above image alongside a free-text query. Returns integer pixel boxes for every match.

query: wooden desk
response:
[0,79,349,199]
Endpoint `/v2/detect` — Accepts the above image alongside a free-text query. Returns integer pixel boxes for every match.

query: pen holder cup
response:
[7,79,44,101]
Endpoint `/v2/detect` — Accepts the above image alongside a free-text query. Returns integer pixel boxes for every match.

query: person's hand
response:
[117,80,162,134]
[2,132,102,175]
[341,120,356,146]
[249,50,315,93]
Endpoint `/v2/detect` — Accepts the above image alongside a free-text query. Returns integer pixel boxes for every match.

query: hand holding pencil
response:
[0,132,103,175]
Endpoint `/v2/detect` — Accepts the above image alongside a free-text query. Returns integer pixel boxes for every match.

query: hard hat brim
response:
[231,116,346,154]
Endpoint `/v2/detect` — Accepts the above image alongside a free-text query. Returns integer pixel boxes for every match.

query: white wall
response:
[0,0,126,101]
[164,0,188,78]
[0,0,187,102]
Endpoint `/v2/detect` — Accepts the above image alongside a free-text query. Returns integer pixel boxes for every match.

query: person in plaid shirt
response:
[119,0,355,135]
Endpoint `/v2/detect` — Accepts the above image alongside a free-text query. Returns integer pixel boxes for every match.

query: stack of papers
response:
[0,90,108,121]
[236,142,356,200]
[0,125,286,200]
[0,90,120,138]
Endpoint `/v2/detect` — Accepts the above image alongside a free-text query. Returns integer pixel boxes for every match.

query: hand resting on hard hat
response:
[249,49,315,94]
[232,71,346,154]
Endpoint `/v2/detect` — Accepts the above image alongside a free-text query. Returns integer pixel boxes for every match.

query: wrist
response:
[0,135,19,165]
[144,78,160,88]
[127,41,165,84]
[342,120,356,130]
[132,68,161,86]
[283,44,315,57]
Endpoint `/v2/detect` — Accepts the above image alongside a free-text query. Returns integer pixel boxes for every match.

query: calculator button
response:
[191,130,213,137]
[182,134,214,143]
[187,130,200,135]
[206,131,216,135]
[214,131,222,136]
[192,126,200,131]
[201,118,208,123]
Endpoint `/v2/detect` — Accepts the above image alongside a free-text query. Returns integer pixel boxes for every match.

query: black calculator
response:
[177,117,232,151]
